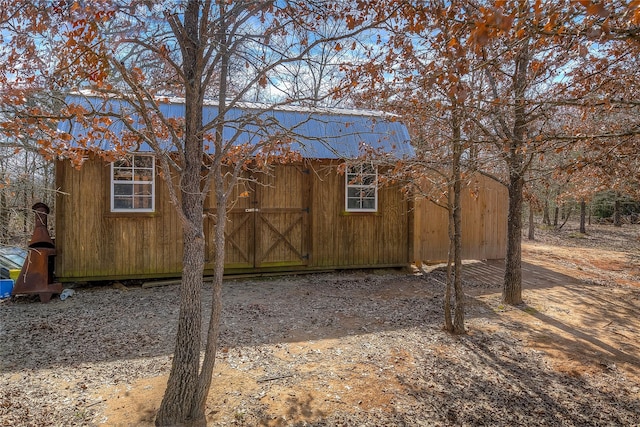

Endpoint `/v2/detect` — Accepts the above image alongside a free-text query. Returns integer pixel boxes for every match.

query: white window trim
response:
[345,163,378,212]
[110,154,156,213]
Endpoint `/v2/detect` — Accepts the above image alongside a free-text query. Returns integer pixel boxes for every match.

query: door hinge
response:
[245,208,259,213]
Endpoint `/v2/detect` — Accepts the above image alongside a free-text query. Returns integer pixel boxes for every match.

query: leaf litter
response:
[1,222,639,426]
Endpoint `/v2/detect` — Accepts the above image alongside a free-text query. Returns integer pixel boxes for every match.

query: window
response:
[345,163,378,212]
[111,154,155,212]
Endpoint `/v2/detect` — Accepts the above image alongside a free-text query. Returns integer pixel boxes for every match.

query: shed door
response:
[223,165,310,269]
[254,165,309,267]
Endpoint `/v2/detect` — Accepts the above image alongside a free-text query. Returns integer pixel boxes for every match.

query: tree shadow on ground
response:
[255,393,325,427]
[4,264,640,426]
[1,270,455,371]
[393,325,640,426]
[506,301,640,379]
[1,261,638,376]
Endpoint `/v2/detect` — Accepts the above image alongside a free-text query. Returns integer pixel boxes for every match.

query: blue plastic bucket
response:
[0,279,13,299]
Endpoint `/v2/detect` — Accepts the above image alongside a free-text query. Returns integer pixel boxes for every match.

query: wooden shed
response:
[55,157,415,281]
[54,97,416,282]
[53,96,507,282]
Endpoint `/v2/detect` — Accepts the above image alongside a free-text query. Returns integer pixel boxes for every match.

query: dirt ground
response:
[1,221,639,426]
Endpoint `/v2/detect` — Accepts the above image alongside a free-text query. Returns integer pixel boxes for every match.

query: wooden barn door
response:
[253,165,310,268]
[218,165,310,269]
[221,178,255,269]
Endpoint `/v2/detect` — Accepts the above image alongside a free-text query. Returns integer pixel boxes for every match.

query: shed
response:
[53,95,506,282]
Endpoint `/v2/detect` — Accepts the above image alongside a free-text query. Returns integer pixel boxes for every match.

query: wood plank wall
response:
[309,160,410,268]
[412,173,508,263]
[55,156,183,281]
[55,157,411,281]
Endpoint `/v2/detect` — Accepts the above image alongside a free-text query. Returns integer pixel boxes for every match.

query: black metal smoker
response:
[12,203,62,302]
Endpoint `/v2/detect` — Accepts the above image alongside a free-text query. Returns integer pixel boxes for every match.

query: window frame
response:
[110,153,156,213]
[345,162,378,213]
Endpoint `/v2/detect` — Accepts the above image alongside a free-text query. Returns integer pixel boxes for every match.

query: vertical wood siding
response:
[310,160,410,268]
[55,156,183,281]
[55,157,411,281]
[412,173,508,263]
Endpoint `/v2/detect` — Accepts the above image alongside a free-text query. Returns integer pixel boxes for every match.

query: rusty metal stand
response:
[11,203,63,303]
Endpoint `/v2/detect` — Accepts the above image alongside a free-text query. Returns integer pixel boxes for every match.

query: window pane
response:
[346,162,377,212]
[362,174,376,185]
[347,188,361,198]
[113,169,133,181]
[361,188,375,198]
[114,157,132,168]
[134,184,152,196]
[112,155,155,212]
[134,155,153,168]
[114,197,133,209]
[114,183,133,196]
[134,170,153,181]
[134,196,152,209]
[362,198,375,209]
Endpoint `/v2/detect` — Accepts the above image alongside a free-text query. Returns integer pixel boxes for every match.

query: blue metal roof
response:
[59,94,414,159]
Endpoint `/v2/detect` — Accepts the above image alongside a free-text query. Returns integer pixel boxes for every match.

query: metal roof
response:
[59,93,414,159]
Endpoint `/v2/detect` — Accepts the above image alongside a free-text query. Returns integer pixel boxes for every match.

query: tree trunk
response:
[156,205,205,426]
[580,199,586,234]
[451,108,465,334]
[192,178,226,418]
[553,205,559,226]
[0,186,8,244]
[444,105,464,334]
[504,172,524,305]
[23,155,29,236]
[188,8,233,415]
[444,203,453,332]
[156,146,207,425]
[528,202,535,240]
[502,39,529,306]
[556,206,573,230]
[542,200,550,226]
[452,150,464,334]
[156,2,207,425]
[613,195,622,227]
